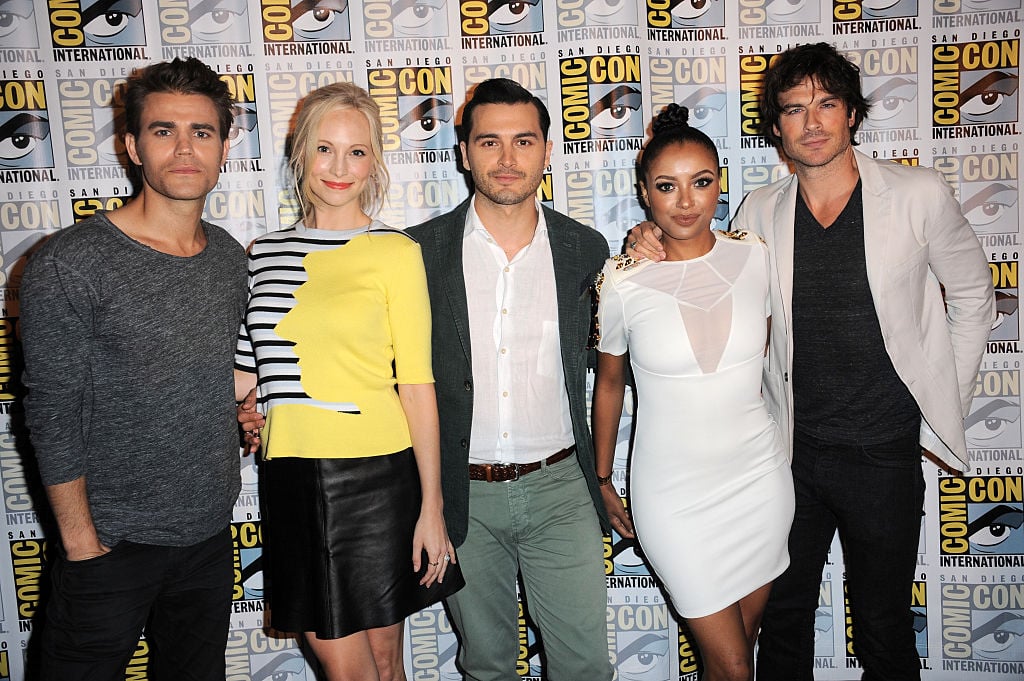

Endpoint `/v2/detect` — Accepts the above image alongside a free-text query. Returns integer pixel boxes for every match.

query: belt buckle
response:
[506,463,520,482]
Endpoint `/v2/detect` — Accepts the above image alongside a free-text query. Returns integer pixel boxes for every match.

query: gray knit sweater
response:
[20,213,248,547]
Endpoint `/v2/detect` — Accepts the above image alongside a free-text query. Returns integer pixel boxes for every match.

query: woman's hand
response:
[600,483,635,538]
[412,507,456,588]
[236,388,264,455]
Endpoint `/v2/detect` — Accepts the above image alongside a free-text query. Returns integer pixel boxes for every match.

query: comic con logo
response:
[219,73,260,161]
[738,0,819,24]
[564,166,646,248]
[646,0,724,29]
[845,47,919,133]
[559,55,643,150]
[740,159,789,194]
[650,55,728,140]
[231,521,263,601]
[967,370,1022,449]
[48,0,146,48]
[262,0,351,42]
[461,0,543,37]
[367,66,455,155]
[226,627,312,681]
[9,537,47,622]
[939,475,1023,555]
[1,194,60,233]
[989,260,1018,342]
[845,581,928,660]
[160,0,250,45]
[57,77,127,168]
[378,177,461,229]
[738,53,778,148]
[941,583,1024,666]
[2,0,40,49]
[405,604,460,680]
[364,0,447,39]
[0,80,52,170]
[205,187,267,245]
[607,600,673,681]
[932,40,1020,130]
[0,430,30,515]
[935,150,1018,236]
[267,69,353,158]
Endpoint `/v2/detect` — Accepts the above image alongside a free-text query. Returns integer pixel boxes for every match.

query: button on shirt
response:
[463,197,574,465]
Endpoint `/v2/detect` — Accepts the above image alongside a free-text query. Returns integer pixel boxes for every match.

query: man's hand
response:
[237,388,264,455]
[626,221,666,262]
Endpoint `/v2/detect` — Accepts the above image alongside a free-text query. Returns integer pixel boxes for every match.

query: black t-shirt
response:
[791,182,920,443]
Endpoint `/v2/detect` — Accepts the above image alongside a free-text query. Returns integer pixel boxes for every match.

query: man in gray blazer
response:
[407,78,612,680]
[631,43,993,681]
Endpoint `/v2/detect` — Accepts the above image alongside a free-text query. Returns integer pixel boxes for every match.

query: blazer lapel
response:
[548,213,584,374]
[854,151,892,306]
[437,204,473,365]
[774,177,798,343]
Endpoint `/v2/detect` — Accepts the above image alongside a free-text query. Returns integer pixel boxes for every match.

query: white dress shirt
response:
[462,196,575,465]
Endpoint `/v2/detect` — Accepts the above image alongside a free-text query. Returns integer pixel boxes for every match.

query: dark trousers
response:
[40,527,233,681]
[756,430,924,681]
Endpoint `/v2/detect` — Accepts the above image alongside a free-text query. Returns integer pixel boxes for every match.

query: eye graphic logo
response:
[967,370,1021,449]
[939,475,1024,556]
[942,583,1024,665]
[834,0,919,21]
[0,81,52,171]
[0,0,39,49]
[252,650,309,681]
[367,67,455,155]
[48,0,146,48]
[844,48,919,132]
[219,74,261,161]
[935,0,1023,13]
[160,0,250,45]
[650,57,728,140]
[461,0,544,37]
[365,0,448,39]
[932,40,1020,132]
[556,0,638,27]
[560,56,644,151]
[988,261,1018,342]
[647,0,724,28]
[231,521,263,601]
[263,0,351,42]
[607,601,673,680]
[738,0,819,25]
[936,152,1019,237]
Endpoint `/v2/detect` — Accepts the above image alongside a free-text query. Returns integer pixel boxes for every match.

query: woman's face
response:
[641,140,720,256]
[305,106,375,219]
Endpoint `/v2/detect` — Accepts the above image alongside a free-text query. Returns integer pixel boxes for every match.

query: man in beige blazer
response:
[631,43,993,681]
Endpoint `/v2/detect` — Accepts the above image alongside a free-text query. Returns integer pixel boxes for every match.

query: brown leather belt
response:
[468,445,576,482]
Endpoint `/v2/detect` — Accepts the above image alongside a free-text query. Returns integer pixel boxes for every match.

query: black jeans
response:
[41,527,233,681]
[756,429,924,681]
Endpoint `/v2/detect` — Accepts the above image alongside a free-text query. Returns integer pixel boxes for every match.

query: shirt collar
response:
[463,195,548,242]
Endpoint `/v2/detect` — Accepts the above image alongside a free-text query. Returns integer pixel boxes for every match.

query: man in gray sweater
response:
[19,58,247,681]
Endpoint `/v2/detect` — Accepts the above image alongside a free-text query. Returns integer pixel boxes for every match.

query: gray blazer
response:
[733,150,995,471]
[408,198,611,546]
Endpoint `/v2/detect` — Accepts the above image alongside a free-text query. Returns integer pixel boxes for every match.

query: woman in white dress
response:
[592,103,794,681]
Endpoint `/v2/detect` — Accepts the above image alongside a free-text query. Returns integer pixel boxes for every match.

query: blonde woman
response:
[234,82,462,681]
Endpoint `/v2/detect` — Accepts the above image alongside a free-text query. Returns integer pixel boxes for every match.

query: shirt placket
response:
[495,256,515,463]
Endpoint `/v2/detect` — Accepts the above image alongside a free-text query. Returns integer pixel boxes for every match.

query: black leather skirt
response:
[261,448,463,638]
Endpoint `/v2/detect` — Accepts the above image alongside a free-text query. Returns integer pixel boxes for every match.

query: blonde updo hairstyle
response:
[289,82,390,221]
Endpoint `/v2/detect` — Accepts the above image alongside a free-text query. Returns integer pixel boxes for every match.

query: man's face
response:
[459,102,552,208]
[771,77,856,172]
[125,92,229,204]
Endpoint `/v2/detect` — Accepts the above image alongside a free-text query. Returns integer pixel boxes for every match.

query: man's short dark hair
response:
[760,42,871,148]
[123,58,235,142]
[460,78,551,142]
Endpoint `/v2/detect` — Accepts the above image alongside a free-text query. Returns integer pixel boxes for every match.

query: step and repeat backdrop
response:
[0,1,1021,679]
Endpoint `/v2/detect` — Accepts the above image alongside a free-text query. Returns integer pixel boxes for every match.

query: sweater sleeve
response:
[20,251,97,486]
[387,239,435,385]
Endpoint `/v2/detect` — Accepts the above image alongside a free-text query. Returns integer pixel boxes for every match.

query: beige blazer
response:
[733,149,995,471]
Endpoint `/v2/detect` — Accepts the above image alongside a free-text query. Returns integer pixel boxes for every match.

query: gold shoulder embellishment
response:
[594,270,605,295]
[720,230,748,240]
[610,253,641,271]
